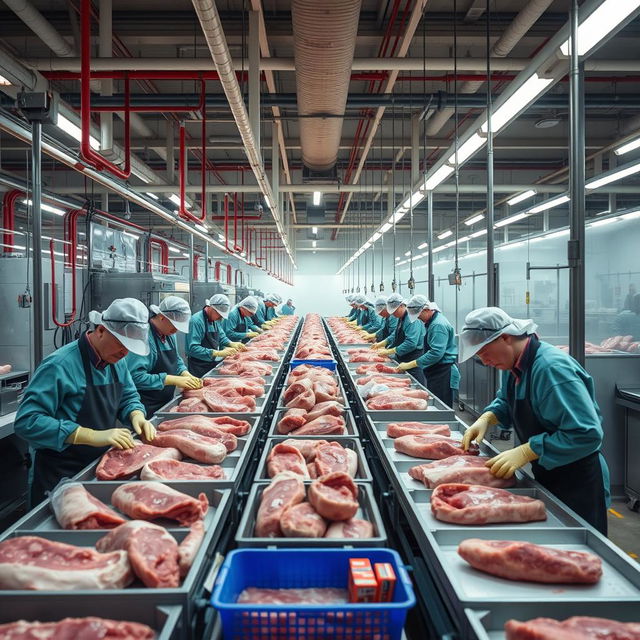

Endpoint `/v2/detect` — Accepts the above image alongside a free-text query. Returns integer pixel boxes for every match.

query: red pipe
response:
[192,254,200,281]
[147,237,169,273]
[235,268,244,287]
[42,70,250,82]
[2,190,22,253]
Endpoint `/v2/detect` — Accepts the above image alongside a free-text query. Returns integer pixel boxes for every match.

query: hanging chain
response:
[408,73,415,294]
[452,0,462,288]
[391,99,397,292]
[379,118,385,292]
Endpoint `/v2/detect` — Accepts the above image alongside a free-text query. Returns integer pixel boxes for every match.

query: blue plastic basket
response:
[290,359,337,371]
[212,548,414,640]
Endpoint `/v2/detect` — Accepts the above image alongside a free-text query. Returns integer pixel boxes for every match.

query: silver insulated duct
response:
[291,0,362,172]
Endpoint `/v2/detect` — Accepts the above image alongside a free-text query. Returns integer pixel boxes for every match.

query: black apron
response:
[188,309,220,377]
[138,328,178,418]
[507,336,608,535]
[393,311,427,385]
[420,311,455,408]
[31,336,124,506]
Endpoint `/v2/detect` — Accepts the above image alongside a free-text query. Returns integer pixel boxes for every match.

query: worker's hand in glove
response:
[347,320,358,327]
[261,323,271,330]
[216,347,238,358]
[371,341,386,351]
[229,341,246,351]
[396,360,417,372]
[165,374,201,390]
[461,411,498,451]
[130,410,156,441]
[245,331,259,339]
[486,442,538,479]
[180,370,203,388]
[378,348,396,357]
[67,426,136,449]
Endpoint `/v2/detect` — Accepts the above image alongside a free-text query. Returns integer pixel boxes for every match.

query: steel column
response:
[248,10,261,143]
[427,190,434,300]
[486,21,495,308]
[31,121,44,367]
[189,233,195,308]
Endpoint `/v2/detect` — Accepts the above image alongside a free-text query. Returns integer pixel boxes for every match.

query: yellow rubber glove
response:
[396,360,417,372]
[165,374,200,390]
[486,442,538,479]
[216,347,238,358]
[180,371,203,388]
[378,348,396,357]
[461,411,498,451]
[228,341,246,351]
[371,341,387,351]
[66,426,135,449]
[130,410,156,441]
[261,323,270,330]
[361,332,376,342]
[347,320,358,327]
[245,331,259,339]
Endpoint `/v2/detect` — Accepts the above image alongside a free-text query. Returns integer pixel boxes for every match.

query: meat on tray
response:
[284,387,316,411]
[111,481,208,526]
[283,378,313,404]
[281,439,330,461]
[267,443,310,478]
[308,472,359,521]
[313,442,357,477]
[410,456,516,489]
[226,349,280,361]
[157,415,252,436]
[458,538,602,584]
[366,392,428,411]
[96,443,182,481]
[201,390,256,413]
[357,375,412,387]
[394,434,478,459]
[305,401,344,421]
[386,422,451,438]
[50,482,126,530]
[0,536,133,590]
[0,617,155,639]
[325,518,374,539]
[288,415,346,436]
[431,483,546,524]
[140,458,226,481]
[200,377,265,397]
[280,502,328,538]
[155,424,237,451]
[355,363,398,374]
[96,520,180,588]
[349,352,390,363]
[217,361,273,376]
[178,521,205,578]
[148,429,228,464]
[277,408,308,434]
[254,471,306,538]
[505,616,640,640]
[170,397,208,413]
[238,587,348,604]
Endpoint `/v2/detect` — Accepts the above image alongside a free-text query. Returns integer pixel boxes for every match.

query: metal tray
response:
[276,375,348,409]
[254,437,373,482]
[358,386,456,421]
[155,392,268,417]
[236,481,387,548]
[204,369,277,386]
[268,409,359,438]
[0,604,183,640]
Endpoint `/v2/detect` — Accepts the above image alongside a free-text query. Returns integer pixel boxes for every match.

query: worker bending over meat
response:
[361,295,398,344]
[224,296,263,343]
[262,293,281,327]
[460,306,610,534]
[15,298,155,506]
[373,293,426,385]
[345,294,358,322]
[358,297,383,338]
[396,295,459,408]
[185,294,242,377]
[126,296,202,418]
[281,298,296,315]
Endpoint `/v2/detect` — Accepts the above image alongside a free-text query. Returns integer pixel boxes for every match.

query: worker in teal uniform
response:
[613,293,640,339]
[361,296,398,343]
[396,295,460,408]
[224,296,263,343]
[185,294,242,377]
[126,296,202,418]
[359,299,383,336]
[374,293,426,385]
[345,295,358,321]
[254,296,268,326]
[14,298,156,506]
[459,306,610,535]
[281,298,295,315]
[262,293,281,326]
[349,294,368,327]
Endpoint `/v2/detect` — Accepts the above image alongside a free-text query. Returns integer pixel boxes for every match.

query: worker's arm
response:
[185,314,215,361]
[416,325,448,369]
[171,335,189,375]
[222,310,247,342]
[215,320,232,349]
[483,371,512,428]
[124,338,166,390]
[116,363,146,425]
[395,319,425,357]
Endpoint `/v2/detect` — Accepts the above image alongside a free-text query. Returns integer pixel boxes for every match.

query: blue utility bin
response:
[290,359,337,371]
[212,548,415,639]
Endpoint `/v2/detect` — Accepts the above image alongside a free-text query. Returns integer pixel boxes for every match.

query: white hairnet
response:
[239,296,259,314]
[386,293,405,314]
[205,293,231,319]
[150,295,191,332]
[374,295,387,314]
[89,298,149,356]
[407,294,440,323]
[265,293,280,304]
[353,294,367,306]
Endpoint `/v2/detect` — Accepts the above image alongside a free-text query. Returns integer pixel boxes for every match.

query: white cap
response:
[352,294,366,306]
[407,294,441,323]
[89,298,150,356]
[345,294,355,303]
[459,306,538,363]
[205,293,231,319]
[374,295,387,314]
[239,296,259,314]
[149,295,191,332]
[265,293,280,304]
[386,293,405,314]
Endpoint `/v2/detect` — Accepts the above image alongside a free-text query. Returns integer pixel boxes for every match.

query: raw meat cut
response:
[458,538,602,584]
[111,482,208,526]
[284,387,315,411]
[312,380,340,403]
[308,472,359,521]
[201,390,256,413]
[289,415,346,436]
[280,502,327,538]
[305,401,344,421]
[314,442,358,477]
[238,587,348,604]
[178,521,205,578]
[217,361,273,377]
[349,353,389,363]
[171,397,208,413]
[431,484,546,524]
[158,415,251,436]
[199,378,264,397]
[156,424,236,451]
[355,363,398,374]
[504,616,640,640]
[0,618,155,639]
[96,443,182,481]
[276,409,307,434]
[50,482,126,530]
[96,520,180,588]
[387,422,451,438]
[409,456,516,489]
[281,439,329,461]
[140,459,225,481]
[369,387,429,400]
[283,378,313,405]
[0,364,11,375]
[357,375,412,387]
[267,443,309,478]
[324,519,374,539]
[394,434,479,459]
[0,536,132,590]
[226,349,279,362]
[366,393,428,411]
[255,472,306,538]
[148,429,227,463]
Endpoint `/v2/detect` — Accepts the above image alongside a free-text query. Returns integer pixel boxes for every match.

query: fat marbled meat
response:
[156,421,238,450]
[410,455,516,489]
[50,483,126,530]
[386,422,451,438]
[324,518,374,539]
[308,472,359,521]
[148,429,228,463]
[0,617,155,639]
[394,434,478,459]
[96,443,182,481]
[288,415,346,436]
[140,458,225,481]
[177,521,205,578]
[254,472,306,538]
[505,616,640,639]
[157,414,252,436]
[238,587,348,604]
[280,502,327,538]
[266,443,310,478]
[366,393,428,411]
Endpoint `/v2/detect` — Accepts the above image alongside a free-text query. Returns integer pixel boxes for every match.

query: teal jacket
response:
[223,306,260,342]
[265,305,277,321]
[388,310,426,357]
[376,314,399,343]
[416,312,460,390]
[613,311,640,340]
[185,310,231,362]
[485,340,611,505]
[14,335,144,452]
[347,307,358,321]
[126,324,187,391]
[361,304,383,333]
[281,303,295,316]
[254,299,267,325]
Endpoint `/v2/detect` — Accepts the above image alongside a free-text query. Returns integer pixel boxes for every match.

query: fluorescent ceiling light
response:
[312,191,321,206]
[615,137,640,156]
[447,133,485,166]
[168,246,180,254]
[0,75,11,86]
[424,165,454,191]
[395,256,401,261]
[418,241,428,249]
[391,209,406,223]
[437,230,452,240]
[495,211,528,228]
[169,194,192,208]
[470,229,488,238]
[381,222,392,233]
[457,235,470,243]
[586,160,640,190]
[181,252,189,258]
[620,210,640,221]
[372,231,382,241]
[57,114,100,150]
[481,74,554,134]
[21,198,65,216]
[589,217,617,228]
[145,192,159,200]
[433,245,447,253]
[560,0,640,57]
[404,250,411,257]
[464,214,485,226]
[218,234,225,241]
[363,241,371,249]
[312,240,317,248]
[507,189,537,206]
[401,192,425,210]
[546,229,570,240]
[311,226,318,235]
[527,194,570,214]
[195,223,209,233]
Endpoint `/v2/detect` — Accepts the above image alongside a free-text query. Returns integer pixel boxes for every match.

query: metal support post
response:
[411,114,420,186]
[204,242,209,283]
[166,122,175,184]
[248,10,261,145]
[427,190,434,300]
[189,233,194,309]
[32,121,44,367]
[99,0,113,152]
[272,125,279,225]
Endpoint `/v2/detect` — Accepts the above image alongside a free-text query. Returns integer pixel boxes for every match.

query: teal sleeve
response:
[484,372,512,427]
[395,319,425,357]
[254,308,266,325]
[117,364,146,423]
[347,308,357,320]
[125,338,166,391]
[416,325,448,368]
[186,315,214,362]
[223,309,248,342]
[363,312,383,333]
[172,335,188,374]
[13,361,81,451]
[216,320,231,347]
